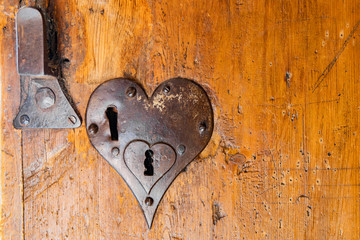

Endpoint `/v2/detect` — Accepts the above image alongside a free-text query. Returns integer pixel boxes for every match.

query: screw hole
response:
[68,115,77,124]
[111,147,120,157]
[88,123,99,135]
[20,114,30,126]
[145,197,154,206]
[126,87,136,98]
[199,121,207,134]
[163,85,170,94]
[177,145,186,155]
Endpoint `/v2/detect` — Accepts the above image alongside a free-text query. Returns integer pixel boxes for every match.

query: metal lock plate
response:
[13,7,81,129]
[86,78,213,227]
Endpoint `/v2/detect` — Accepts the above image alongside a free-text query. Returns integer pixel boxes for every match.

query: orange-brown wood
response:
[1,0,360,239]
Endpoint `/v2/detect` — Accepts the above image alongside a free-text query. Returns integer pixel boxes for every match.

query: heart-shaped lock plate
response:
[86,78,213,227]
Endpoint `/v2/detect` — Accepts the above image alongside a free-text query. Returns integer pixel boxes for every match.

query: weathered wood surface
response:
[1,0,360,239]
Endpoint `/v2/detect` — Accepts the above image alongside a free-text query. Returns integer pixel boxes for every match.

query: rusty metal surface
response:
[13,7,81,129]
[86,78,213,228]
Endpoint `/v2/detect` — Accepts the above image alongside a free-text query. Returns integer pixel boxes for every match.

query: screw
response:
[35,87,56,109]
[177,144,186,155]
[88,123,99,135]
[145,197,154,206]
[199,122,207,134]
[68,115,77,124]
[163,85,170,94]
[126,87,136,98]
[111,147,120,157]
[20,114,30,126]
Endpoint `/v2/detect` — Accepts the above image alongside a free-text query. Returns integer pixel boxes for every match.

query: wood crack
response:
[312,21,360,93]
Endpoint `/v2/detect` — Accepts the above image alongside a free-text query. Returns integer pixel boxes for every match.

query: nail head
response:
[20,114,30,126]
[145,197,154,206]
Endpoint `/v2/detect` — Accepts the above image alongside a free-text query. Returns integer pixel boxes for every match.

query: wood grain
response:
[1,0,360,239]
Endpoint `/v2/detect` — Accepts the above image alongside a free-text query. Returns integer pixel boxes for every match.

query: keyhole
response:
[105,106,118,141]
[144,150,154,176]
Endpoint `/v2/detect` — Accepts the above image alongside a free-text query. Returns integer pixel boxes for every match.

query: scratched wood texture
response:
[1,0,360,239]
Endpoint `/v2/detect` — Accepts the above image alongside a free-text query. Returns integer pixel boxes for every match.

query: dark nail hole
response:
[61,58,71,68]
[105,106,118,141]
[144,149,154,176]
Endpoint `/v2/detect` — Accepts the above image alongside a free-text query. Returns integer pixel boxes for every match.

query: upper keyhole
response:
[144,149,154,176]
[105,106,118,141]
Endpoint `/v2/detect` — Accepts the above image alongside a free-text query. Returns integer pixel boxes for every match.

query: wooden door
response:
[1,0,359,239]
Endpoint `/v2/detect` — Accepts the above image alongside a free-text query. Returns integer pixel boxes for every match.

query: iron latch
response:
[13,7,81,129]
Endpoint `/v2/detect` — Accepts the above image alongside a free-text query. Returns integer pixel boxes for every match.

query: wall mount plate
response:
[85,78,213,228]
[13,7,81,129]
[13,76,81,128]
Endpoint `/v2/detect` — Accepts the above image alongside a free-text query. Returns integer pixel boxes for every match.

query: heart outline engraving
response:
[124,140,176,193]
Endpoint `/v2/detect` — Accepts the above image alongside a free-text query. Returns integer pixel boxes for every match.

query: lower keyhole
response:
[144,150,154,176]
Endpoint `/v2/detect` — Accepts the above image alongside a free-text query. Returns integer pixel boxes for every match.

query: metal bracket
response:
[13,7,81,129]
[85,78,214,228]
